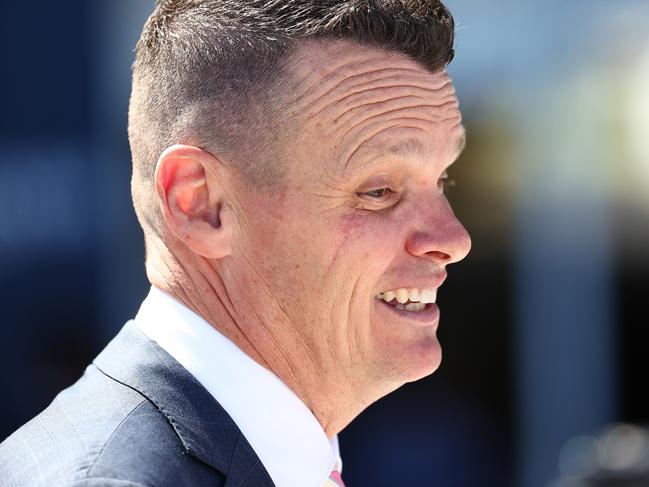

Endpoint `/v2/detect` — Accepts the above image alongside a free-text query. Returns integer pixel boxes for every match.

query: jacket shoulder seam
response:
[84,397,148,478]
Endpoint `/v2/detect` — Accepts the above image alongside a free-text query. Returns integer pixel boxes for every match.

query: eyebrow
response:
[347,130,467,171]
[381,138,426,158]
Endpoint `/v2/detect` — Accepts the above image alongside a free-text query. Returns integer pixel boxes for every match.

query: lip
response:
[375,299,440,326]
[376,273,447,295]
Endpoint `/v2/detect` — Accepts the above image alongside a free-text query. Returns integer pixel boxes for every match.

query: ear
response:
[154,144,234,259]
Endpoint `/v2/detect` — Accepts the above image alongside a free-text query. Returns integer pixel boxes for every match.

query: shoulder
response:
[84,398,222,486]
[0,365,223,487]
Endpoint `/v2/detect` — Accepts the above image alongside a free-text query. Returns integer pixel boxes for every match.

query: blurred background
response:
[0,1,647,486]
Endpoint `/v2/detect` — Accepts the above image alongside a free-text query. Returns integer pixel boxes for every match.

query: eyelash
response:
[439,175,456,192]
[359,177,456,200]
[362,188,393,199]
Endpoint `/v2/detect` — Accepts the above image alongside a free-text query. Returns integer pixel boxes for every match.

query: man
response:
[0,0,470,485]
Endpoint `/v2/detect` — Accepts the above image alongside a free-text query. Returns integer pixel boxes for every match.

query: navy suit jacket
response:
[0,321,276,487]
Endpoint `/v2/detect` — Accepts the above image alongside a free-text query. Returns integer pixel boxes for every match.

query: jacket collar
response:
[93,320,274,487]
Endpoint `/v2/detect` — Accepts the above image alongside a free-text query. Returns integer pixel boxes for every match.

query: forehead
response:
[284,40,464,175]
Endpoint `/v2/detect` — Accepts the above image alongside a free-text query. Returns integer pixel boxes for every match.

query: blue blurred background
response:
[1,2,648,486]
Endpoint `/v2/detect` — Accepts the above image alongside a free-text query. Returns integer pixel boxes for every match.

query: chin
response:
[385,335,443,385]
[409,338,443,380]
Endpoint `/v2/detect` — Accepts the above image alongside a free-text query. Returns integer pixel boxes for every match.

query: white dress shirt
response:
[134,286,341,487]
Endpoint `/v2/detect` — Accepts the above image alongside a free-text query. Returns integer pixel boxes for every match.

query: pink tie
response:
[322,470,345,487]
[328,469,345,486]
[323,457,346,487]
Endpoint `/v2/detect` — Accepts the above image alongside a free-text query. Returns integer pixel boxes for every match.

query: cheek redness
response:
[339,211,364,236]
[339,210,402,247]
[327,211,393,280]
[323,214,360,275]
[337,210,408,276]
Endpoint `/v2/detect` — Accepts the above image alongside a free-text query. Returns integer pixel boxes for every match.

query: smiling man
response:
[0,1,470,486]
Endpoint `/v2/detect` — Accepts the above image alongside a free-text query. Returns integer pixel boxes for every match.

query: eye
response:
[360,188,393,199]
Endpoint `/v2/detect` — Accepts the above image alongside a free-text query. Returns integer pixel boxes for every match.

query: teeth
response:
[419,288,437,304]
[376,286,438,312]
[405,302,426,312]
[409,288,420,302]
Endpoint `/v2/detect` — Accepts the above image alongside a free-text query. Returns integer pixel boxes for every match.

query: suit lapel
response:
[224,433,278,487]
[93,321,275,486]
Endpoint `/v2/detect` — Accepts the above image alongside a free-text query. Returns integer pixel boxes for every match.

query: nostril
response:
[427,250,451,261]
[405,230,468,263]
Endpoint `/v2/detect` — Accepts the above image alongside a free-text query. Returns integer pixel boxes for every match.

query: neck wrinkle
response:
[146,238,270,371]
[146,236,362,439]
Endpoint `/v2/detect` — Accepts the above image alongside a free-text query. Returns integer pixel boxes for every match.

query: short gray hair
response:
[128,0,456,235]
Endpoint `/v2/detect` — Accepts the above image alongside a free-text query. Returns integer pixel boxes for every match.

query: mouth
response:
[374,287,440,325]
[375,287,437,312]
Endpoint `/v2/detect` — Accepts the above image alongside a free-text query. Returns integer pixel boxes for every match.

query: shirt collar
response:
[134,286,341,487]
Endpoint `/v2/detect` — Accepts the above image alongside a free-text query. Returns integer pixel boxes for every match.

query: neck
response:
[145,234,374,437]
[146,234,271,371]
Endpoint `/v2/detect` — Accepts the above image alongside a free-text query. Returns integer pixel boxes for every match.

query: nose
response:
[405,199,471,265]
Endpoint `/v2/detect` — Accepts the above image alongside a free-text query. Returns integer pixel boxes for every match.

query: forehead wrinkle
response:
[298,67,433,125]
[330,86,433,123]
[308,79,456,142]
[313,74,457,141]
[337,94,461,150]
[331,76,454,115]
[289,53,446,107]
[334,97,435,131]
[341,111,463,172]
[334,96,460,141]
[286,40,451,114]
[330,81,456,126]
[292,60,406,112]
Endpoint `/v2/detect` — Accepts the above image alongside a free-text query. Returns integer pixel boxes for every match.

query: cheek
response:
[247,208,335,296]
[337,211,405,271]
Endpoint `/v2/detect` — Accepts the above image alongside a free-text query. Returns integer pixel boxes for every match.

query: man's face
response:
[228,41,471,401]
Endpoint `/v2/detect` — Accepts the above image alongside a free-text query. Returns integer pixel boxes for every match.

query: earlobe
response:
[154,144,234,260]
